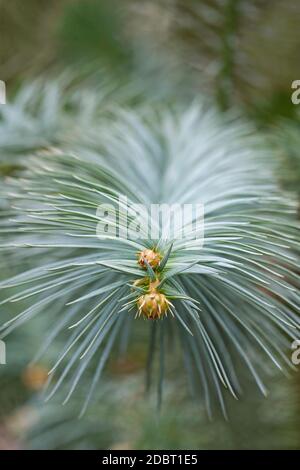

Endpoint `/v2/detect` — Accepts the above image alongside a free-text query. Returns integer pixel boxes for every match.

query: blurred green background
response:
[0,0,300,450]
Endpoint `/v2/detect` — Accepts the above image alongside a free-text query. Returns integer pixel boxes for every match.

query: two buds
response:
[135,249,171,319]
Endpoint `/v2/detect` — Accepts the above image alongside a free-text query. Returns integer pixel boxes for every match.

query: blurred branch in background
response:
[128,0,300,118]
[1,370,300,449]
[2,0,300,119]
